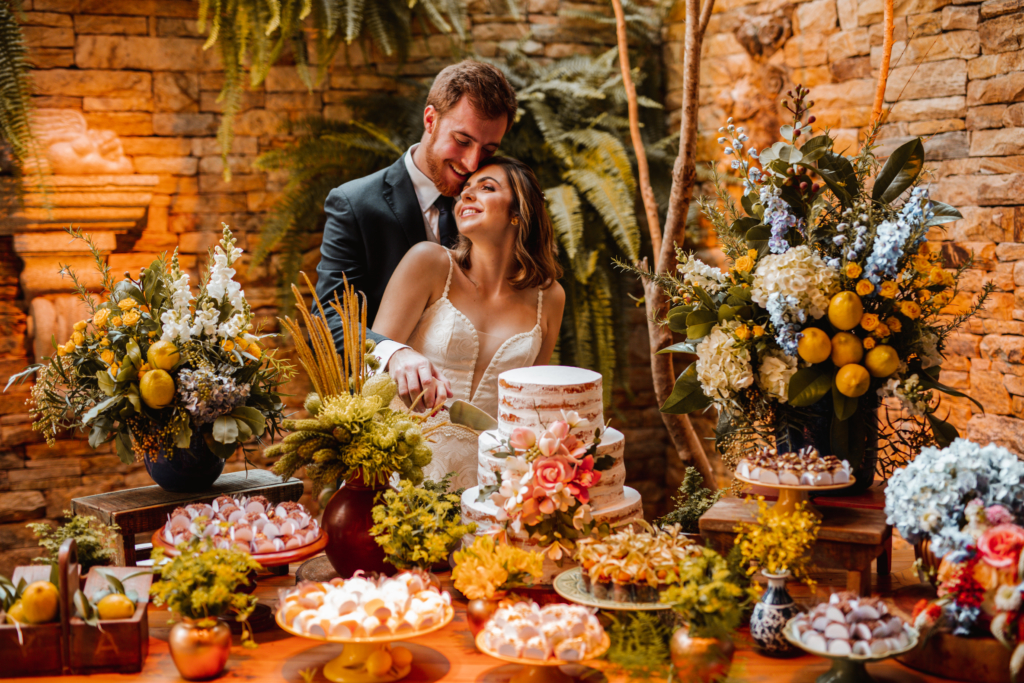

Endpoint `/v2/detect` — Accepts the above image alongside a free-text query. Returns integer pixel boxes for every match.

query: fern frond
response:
[589,267,616,406]
[546,184,584,260]
[563,168,640,261]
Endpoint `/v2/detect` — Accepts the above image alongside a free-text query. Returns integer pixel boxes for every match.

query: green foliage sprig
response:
[150,535,262,647]
[369,475,476,570]
[28,511,120,570]
[604,611,673,680]
[0,0,43,189]
[659,547,757,640]
[659,466,725,533]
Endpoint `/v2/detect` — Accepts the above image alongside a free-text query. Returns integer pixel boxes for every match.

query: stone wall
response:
[0,0,675,574]
[664,0,1024,455]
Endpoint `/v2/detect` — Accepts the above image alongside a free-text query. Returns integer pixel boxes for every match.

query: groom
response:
[315,60,518,407]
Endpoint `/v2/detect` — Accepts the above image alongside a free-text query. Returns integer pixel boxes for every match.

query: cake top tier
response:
[497,366,603,438]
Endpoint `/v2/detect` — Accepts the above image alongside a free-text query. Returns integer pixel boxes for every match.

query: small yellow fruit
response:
[146,340,180,371]
[830,332,864,367]
[836,364,871,398]
[390,647,413,670]
[21,581,59,624]
[797,328,832,364]
[865,345,900,378]
[828,291,864,331]
[97,593,135,620]
[365,649,393,676]
[6,601,26,624]
[140,369,175,409]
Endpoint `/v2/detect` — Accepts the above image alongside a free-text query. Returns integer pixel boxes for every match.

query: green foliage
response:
[27,510,120,570]
[659,547,757,640]
[659,467,724,533]
[0,1,35,173]
[369,476,476,570]
[604,611,673,680]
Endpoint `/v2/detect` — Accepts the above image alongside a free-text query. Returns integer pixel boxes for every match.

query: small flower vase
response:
[466,591,507,636]
[168,618,232,681]
[669,628,735,683]
[750,570,799,656]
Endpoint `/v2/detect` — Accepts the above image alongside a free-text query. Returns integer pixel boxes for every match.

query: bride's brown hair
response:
[452,156,563,290]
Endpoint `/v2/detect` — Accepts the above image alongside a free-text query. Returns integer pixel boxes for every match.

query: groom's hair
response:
[453,156,563,290]
[426,60,517,134]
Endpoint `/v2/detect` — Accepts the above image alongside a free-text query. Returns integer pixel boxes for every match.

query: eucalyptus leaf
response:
[746,225,771,254]
[115,363,136,383]
[926,413,960,447]
[82,395,122,426]
[174,421,193,449]
[661,363,712,415]
[212,415,239,444]
[776,145,803,165]
[667,306,691,334]
[4,365,40,393]
[229,406,266,437]
[693,286,715,310]
[1010,642,1024,681]
[787,367,832,407]
[204,432,238,458]
[741,192,756,216]
[115,430,134,465]
[817,152,858,207]
[125,338,142,368]
[717,304,738,322]
[832,382,858,421]
[234,417,253,441]
[780,124,794,142]
[125,385,141,412]
[872,138,924,203]
[924,200,962,227]
[88,420,112,449]
[656,341,698,355]
[728,286,752,302]
[99,570,128,596]
[96,370,116,397]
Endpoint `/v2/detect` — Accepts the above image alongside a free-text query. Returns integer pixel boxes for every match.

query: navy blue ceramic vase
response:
[750,571,799,656]
[142,431,226,492]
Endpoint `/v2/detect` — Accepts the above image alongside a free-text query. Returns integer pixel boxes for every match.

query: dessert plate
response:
[783,615,918,683]
[476,630,610,683]
[152,527,327,568]
[734,472,855,515]
[552,567,672,611]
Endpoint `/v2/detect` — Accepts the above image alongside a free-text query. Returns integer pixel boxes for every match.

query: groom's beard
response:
[423,135,469,197]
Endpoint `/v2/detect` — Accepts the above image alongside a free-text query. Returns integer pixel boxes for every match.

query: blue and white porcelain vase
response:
[750,570,798,656]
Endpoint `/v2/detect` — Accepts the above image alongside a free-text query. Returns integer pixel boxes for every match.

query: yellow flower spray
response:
[735,497,820,588]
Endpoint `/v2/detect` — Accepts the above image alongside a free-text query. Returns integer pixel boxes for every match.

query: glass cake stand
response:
[783,615,918,683]
[734,472,855,515]
[275,605,454,683]
[475,630,610,683]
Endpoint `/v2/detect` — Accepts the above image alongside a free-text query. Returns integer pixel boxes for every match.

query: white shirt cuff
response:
[374,339,409,372]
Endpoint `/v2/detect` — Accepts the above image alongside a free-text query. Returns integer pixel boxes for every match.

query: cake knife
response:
[449,399,498,432]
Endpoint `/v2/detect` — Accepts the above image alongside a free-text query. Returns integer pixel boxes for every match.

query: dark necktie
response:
[433,195,458,248]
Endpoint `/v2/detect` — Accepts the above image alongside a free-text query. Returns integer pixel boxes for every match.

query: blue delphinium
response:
[765,294,806,355]
[760,186,803,254]
[863,188,933,284]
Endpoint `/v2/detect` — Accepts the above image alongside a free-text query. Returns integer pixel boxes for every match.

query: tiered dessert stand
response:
[783,616,918,683]
[475,631,610,683]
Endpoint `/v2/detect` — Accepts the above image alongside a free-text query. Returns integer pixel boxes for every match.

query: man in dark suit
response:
[316,60,518,408]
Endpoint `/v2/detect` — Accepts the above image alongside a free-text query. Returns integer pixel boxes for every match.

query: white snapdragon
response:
[160,309,192,344]
[190,304,220,339]
[677,252,728,295]
[756,349,799,404]
[695,321,754,401]
[218,312,247,341]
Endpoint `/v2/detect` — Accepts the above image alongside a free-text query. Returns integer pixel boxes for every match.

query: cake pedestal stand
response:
[552,567,673,611]
[782,617,918,683]
[734,473,855,515]
[275,606,453,683]
[475,632,610,683]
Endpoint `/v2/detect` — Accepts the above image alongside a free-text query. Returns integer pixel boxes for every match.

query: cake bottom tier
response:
[460,486,644,585]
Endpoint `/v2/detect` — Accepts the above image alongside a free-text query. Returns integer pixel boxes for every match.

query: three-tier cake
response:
[460,366,643,583]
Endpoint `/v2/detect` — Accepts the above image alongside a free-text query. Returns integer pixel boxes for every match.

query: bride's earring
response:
[511,216,520,226]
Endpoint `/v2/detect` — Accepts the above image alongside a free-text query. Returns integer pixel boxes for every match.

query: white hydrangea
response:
[756,349,799,404]
[695,321,753,401]
[677,253,728,295]
[750,245,838,319]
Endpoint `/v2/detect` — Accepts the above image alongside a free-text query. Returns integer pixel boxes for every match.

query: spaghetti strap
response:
[442,250,455,299]
[535,288,544,325]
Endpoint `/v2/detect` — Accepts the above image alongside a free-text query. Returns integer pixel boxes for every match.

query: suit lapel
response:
[383,153,426,247]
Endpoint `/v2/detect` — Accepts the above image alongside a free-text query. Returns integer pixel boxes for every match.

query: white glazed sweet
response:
[792,592,911,658]
[481,601,604,663]
[164,494,319,555]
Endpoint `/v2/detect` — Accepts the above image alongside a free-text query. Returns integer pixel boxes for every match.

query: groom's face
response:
[422,97,507,197]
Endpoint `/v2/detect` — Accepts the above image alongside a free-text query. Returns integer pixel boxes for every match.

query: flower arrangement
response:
[623,85,991,475]
[150,535,262,647]
[369,476,477,570]
[7,225,291,467]
[451,535,544,600]
[734,497,820,587]
[267,274,433,492]
[659,546,758,640]
[884,439,1024,556]
[28,510,120,570]
[479,411,613,559]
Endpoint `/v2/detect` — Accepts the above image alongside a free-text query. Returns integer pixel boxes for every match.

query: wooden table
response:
[700,497,892,595]
[71,469,303,566]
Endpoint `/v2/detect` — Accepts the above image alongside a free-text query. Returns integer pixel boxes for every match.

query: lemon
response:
[865,345,900,378]
[831,332,864,367]
[828,291,864,331]
[146,340,180,371]
[21,581,59,624]
[140,369,175,409]
[97,593,135,620]
[6,600,25,624]
[797,328,832,364]
[365,650,393,676]
[835,364,871,398]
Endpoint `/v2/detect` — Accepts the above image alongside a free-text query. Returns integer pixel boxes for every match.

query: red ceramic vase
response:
[322,476,391,577]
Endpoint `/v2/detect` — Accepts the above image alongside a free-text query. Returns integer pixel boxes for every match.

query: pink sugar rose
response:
[566,455,602,504]
[548,420,570,440]
[977,523,1024,569]
[510,427,537,451]
[534,455,576,493]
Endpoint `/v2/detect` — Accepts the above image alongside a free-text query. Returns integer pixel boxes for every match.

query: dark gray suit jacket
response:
[315,153,457,351]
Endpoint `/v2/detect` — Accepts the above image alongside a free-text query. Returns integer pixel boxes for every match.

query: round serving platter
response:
[151,527,328,568]
[783,615,918,683]
[475,631,610,683]
[734,472,855,515]
[552,567,672,611]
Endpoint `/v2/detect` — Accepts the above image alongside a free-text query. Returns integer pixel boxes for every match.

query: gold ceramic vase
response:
[168,618,232,681]
[466,593,507,636]
[669,628,735,683]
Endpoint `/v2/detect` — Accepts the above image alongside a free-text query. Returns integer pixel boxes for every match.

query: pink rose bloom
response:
[986,505,1015,526]
[548,420,570,440]
[977,523,1024,569]
[510,427,537,451]
[566,455,602,504]
[561,434,588,460]
[534,455,576,493]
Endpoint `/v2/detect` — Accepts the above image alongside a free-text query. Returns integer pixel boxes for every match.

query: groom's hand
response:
[388,348,452,411]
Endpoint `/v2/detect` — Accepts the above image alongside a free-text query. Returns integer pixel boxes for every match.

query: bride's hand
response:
[388,348,452,411]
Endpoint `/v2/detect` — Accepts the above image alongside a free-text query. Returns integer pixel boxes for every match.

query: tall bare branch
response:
[870,0,895,128]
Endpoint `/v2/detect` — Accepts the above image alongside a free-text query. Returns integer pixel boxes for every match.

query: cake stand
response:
[782,616,918,683]
[552,567,672,611]
[275,605,454,683]
[475,631,610,683]
[734,473,855,515]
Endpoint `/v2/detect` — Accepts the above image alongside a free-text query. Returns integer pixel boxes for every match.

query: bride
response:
[371,156,565,487]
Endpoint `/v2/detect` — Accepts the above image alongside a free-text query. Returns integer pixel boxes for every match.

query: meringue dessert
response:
[162,495,320,554]
[791,592,912,657]
[575,525,698,603]
[736,446,851,487]
[479,601,605,662]
[277,571,452,639]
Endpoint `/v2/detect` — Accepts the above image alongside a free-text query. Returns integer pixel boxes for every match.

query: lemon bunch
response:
[3,580,59,625]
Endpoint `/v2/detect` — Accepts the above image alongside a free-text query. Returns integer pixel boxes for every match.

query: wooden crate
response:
[67,567,152,675]
[0,565,64,678]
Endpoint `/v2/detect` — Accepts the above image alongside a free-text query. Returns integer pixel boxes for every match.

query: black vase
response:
[142,430,226,493]
[774,392,877,495]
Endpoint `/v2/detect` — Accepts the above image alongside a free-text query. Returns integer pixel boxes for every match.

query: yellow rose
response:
[873,324,890,338]
[863,337,876,350]
[108,363,119,378]
[100,350,115,365]
[929,267,946,285]
[117,298,138,311]
[860,313,880,331]
[233,337,248,351]
[845,263,863,279]
[122,309,141,326]
[100,337,110,347]
[879,281,898,298]
[63,340,76,353]
[914,255,932,273]
[933,292,950,306]
[221,339,235,352]
[71,331,84,345]
[57,346,68,357]
[111,316,122,327]
[885,317,902,333]
[900,301,922,319]
[856,279,874,296]
[92,309,110,328]
[753,325,765,337]
[735,325,751,340]
[73,320,87,332]
[734,255,754,272]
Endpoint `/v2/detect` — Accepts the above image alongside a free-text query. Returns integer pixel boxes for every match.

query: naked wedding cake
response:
[460,366,643,583]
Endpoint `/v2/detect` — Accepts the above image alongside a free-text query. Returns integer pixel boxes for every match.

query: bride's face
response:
[454,165,514,240]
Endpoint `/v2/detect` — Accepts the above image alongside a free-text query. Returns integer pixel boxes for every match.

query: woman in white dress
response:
[372,157,565,488]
